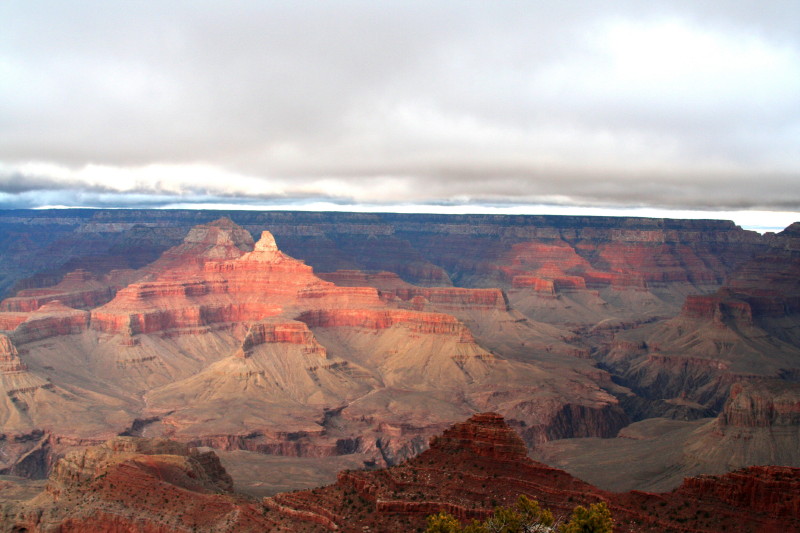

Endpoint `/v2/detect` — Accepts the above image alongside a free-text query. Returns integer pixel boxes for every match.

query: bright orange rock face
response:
[89,228,384,336]
[296,308,475,339]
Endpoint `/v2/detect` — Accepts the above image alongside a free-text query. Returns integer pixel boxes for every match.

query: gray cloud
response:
[1,1,799,213]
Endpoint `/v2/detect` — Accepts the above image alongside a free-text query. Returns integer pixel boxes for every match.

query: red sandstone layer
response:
[296,308,475,340]
[0,301,89,344]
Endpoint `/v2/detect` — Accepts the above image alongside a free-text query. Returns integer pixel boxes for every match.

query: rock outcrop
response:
[266,413,800,532]
[319,270,509,311]
[3,437,289,532]
[0,301,89,344]
[2,413,798,533]
[676,465,800,520]
[599,232,800,415]
[296,308,476,339]
[719,380,800,428]
[426,412,529,461]
[0,334,51,400]
[0,270,117,312]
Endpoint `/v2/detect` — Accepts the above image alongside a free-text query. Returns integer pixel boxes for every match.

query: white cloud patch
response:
[0,1,798,217]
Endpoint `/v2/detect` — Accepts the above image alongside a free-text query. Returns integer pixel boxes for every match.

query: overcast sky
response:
[1,1,799,230]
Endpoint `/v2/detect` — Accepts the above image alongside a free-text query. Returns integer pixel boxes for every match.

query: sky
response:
[1,1,799,231]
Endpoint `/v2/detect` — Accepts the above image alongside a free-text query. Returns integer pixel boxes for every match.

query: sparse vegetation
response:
[425,496,613,533]
[560,502,613,533]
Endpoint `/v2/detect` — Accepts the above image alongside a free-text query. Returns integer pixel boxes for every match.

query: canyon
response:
[0,209,798,528]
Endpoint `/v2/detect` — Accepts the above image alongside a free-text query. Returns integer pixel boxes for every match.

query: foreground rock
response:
[1,437,293,532]
[267,413,800,532]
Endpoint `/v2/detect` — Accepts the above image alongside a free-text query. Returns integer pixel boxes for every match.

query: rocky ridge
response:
[266,412,800,532]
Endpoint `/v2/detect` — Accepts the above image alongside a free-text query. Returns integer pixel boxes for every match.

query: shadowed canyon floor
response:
[0,210,799,526]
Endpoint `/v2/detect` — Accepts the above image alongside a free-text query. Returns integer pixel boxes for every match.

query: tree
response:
[559,502,614,533]
[426,495,555,533]
[427,511,463,533]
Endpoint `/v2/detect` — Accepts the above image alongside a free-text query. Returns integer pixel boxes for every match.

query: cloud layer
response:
[1,1,799,214]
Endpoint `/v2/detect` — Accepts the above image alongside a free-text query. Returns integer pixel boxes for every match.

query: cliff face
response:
[296,308,476,339]
[2,301,90,345]
[0,334,50,399]
[426,412,530,461]
[90,227,383,336]
[0,270,117,312]
[598,231,800,415]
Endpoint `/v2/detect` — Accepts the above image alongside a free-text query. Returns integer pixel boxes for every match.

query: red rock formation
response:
[427,412,529,462]
[239,320,319,349]
[319,269,508,311]
[318,269,414,289]
[91,229,383,336]
[681,293,754,326]
[296,308,476,340]
[599,233,800,418]
[2,301,90,344]
[2,212,791,503]
[0,269,116,312]
[386,287,508,311]
[511,275,558,292]
[676,466,800,523]
[4,412,798,532]
[142,217,255,275]
[267,412,800,533]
